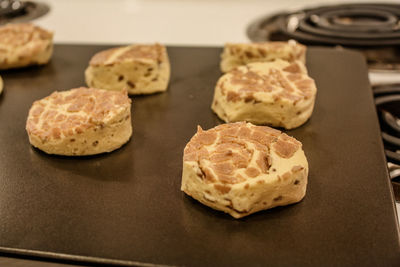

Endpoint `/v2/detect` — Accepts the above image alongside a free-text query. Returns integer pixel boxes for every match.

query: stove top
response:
[0,0,49,24]
[247,3,400,71]
[247,2,400,197]
[248,3,400,46]
[375,84,400,164]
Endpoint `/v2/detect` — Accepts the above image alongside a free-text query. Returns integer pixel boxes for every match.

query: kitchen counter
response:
[36,0,400,85]
[35,0,396,46]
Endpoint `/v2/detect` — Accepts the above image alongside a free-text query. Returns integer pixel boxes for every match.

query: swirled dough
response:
[181,122,308,218]
[220,40,306,73]
[26,87,132,156]
[212,59,317,129]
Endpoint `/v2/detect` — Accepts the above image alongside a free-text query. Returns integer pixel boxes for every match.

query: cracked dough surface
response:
[212,59,317,129]
[0,23,53,70]
[26,87,132,156]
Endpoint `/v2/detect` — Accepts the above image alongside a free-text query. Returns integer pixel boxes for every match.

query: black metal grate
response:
[249,4,400,193]
[374,84,400,166]
[0,1,49,24]
[248,3,400,46]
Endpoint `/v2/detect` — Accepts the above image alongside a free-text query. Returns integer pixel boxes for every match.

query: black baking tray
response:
[0,45,399,266]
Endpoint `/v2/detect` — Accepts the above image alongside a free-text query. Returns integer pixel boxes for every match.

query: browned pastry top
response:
[184,122,301,189]
[0,23,52,47]
[219,60,315,104]
[89,43,165,66]
[26,87,131,142]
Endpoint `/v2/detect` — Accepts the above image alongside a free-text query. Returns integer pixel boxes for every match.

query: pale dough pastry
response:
[0,23,53,70]
[211,59,317,129]
[26,87,132,156]
[181,122,308,219]
[220,40,306,73]
[85,43,170,95]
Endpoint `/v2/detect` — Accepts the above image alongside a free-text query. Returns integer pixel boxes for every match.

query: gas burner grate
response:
[248,3,400,197]
[248,3,400,46]
[374,84,400,177]
[247,3,400,72]
[0,0,49,24]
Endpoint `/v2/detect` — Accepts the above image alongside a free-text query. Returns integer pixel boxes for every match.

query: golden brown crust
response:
[0,23,52,47]
[0,23,53,69]
[116,44,163,62]
[88,47,120,66]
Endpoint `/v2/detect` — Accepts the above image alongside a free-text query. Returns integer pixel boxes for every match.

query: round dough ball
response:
[26,87,132,156]
[211,59,317,129]
[85,43,170,95]
[0,23,53,70]
[181,122,308,219]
